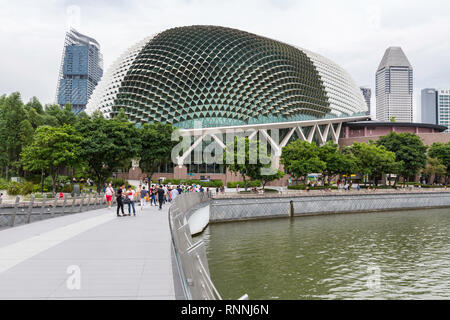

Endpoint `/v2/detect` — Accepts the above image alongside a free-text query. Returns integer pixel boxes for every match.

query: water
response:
[199,208,450,299]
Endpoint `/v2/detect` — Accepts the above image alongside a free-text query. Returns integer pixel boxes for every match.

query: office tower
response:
[360,87,371,115]
[55,29,103,114]
[437,89,450,132]
[421,88,437,124]
[375,47,413,122]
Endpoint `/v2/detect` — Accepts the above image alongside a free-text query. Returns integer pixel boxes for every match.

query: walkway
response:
[0,201,177,299]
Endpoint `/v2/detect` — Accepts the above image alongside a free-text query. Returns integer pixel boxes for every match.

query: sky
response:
[1,0,450,121]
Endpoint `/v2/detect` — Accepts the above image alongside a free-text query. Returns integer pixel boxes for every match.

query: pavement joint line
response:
[0,212,116,274]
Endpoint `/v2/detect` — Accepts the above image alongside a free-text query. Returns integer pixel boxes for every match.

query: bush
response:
[227,180,261,188]
[161,179,223,188]
[288,185,338,190]
[20,181,35,195]
[0,178,8,190]
[7,182,21,195]
[109,177,129,188]
[61,184,74,193]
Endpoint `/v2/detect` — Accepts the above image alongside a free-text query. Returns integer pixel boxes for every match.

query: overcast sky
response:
[1,0,450,120]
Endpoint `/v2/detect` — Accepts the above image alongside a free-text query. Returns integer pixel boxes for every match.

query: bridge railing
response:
[0,193,112,229]
[169,191,234,300]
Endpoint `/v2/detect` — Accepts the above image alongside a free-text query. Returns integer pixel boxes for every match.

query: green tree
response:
[139,123,178,180]
[348,142,398,186]
[21,125,82,194]
[428,142,450,184]
[224,137,271,191]
[377,132,427,184]
[423,157,446,184]
[281,140,326,185]
[318,141,357,185]
[0,92,27,179]
[75,111,141,192]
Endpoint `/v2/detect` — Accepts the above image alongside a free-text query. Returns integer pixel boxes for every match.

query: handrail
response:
[168,191,230,300]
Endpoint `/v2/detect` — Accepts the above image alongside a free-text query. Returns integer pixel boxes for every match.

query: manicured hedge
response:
[162,179,224,188]
[227,180,261,188]
[288,185,338,190]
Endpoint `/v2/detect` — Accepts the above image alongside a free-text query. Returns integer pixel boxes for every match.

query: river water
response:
[199,208,450,299]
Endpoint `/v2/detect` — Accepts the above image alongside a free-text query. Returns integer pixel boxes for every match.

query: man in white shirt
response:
[170,187,179,201]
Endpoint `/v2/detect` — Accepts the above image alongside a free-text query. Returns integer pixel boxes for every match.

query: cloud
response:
[1,0,449,117]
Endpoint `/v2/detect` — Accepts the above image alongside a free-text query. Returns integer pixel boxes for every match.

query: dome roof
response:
[87,26,367,128]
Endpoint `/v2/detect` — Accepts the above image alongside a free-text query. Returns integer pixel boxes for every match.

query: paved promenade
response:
[0,202,177,299]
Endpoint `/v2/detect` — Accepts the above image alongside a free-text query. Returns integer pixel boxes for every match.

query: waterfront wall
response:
[209,192,450,222]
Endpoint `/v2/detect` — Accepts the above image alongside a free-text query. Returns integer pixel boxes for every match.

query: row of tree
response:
[281,133,450,186]
[0,93,177,194]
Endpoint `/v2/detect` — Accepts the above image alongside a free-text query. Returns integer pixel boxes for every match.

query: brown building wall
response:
[339,132,450,147]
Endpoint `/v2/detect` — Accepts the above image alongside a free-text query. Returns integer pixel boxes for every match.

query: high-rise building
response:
[55,29,103,114]
[360,87,371,114]
[375,47,413,122]
[437,89,450,132]
[421,88,437,125]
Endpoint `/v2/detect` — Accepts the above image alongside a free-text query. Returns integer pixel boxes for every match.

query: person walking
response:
[140,186,147,211]
[150,185,157,206]
[105,183,115,209]
[116,184,125,217]
[127,185,136,216]
[157,185,165,210]
[170,186,179,201]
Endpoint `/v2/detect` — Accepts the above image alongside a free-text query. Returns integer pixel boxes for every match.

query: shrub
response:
[109,177,129,188]
[227,180,261,188]
[20,181,35,195]
[0,178,8,190]
[288,185,338,190]
[7,182,21,195]
[61,184,74,193]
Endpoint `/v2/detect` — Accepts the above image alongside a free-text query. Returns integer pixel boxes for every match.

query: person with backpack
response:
[116,184,125,217]
[157,185,165,210]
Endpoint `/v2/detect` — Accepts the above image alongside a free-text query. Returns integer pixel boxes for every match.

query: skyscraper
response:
[55,29,103,114]
[375,47,413,122]
[421,88,437,125]
[437,89,450,132]
[360,87,371,115]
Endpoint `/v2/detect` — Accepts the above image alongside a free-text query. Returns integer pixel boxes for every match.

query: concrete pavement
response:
[0,200,177,299]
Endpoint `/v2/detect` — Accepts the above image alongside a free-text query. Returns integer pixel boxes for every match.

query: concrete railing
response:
[0,193,111,229]
[169,192,245,300]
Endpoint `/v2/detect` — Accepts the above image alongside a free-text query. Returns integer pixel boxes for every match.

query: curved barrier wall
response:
[168,192,223,300]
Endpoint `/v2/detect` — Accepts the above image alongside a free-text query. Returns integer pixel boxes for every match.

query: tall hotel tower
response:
[55,29,103,114]
[375,47,413,122]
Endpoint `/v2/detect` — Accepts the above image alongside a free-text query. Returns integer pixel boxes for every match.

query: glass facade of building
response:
[56,29,103,114]
[438,89,450,132]
[87,26,367,128]
[376,47,413,122]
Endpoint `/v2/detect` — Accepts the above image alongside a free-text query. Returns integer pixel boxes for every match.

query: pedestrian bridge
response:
[0,193,220,300]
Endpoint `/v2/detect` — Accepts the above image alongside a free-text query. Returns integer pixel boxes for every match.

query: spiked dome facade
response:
[86,26,367,128]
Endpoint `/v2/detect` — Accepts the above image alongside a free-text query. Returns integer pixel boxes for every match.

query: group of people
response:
[103,182,208,217]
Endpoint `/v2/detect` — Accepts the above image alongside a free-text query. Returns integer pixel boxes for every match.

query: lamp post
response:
[41,170,45,194]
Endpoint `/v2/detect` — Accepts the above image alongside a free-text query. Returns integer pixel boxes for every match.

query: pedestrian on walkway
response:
[140,186,147,210]
[150,185,157,206]
[170,186,179,201]
[157,185,165,210]
[116,184,125,217]
[105,183,115,209]
[127,185,136,216]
